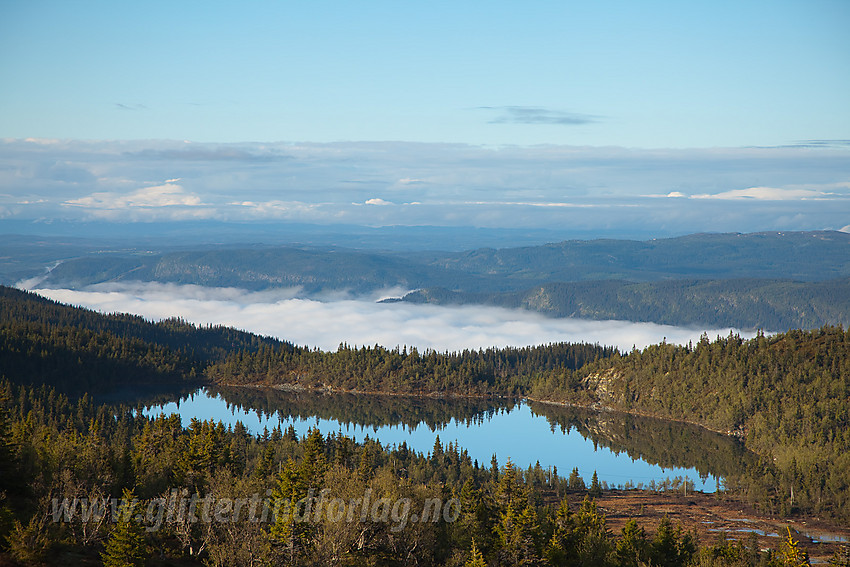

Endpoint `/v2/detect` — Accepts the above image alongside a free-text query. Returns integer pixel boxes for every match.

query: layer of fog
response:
[30,282,755,352]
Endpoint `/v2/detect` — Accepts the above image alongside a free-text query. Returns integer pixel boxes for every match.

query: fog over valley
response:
[28,281,754,352]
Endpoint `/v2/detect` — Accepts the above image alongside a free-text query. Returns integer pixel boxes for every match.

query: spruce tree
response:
[589,470,602,498]
[780,526,811,567]
[465,538,488,567]
[101,489,146,567]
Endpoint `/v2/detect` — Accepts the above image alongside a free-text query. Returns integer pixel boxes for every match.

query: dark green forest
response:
[206,341,614,397]
[0,285,848,565]
[0,286,282,391]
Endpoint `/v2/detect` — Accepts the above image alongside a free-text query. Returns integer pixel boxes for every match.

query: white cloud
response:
[691,186,844,201]
[22,137,62,145]
[65,182,203,209]
[29,282,755,353]
[2,139,850,235]
[644,191,687,198]
[364,198,392,206]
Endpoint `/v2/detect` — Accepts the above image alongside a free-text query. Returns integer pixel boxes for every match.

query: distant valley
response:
[4,230,850,331]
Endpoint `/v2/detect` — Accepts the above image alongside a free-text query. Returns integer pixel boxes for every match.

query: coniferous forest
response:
[0,284,848,566]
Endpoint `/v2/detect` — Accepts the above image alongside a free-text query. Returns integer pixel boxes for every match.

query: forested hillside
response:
[416,231,850,282]
[207,341,615,396]
[532,327,850,523]
[34,247,486,294]
[28,231,850,292]
[0,286,282,391]
[397,277,850,330]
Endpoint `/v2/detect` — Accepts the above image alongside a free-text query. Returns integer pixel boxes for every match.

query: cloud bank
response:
[2,139,849,236]
[29,282,754,352]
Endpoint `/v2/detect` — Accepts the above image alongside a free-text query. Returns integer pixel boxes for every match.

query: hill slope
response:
[397,277,850,330]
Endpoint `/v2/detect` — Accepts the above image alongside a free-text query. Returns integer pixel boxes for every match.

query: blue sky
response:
[2,0,848,147]
[0,1,848,237]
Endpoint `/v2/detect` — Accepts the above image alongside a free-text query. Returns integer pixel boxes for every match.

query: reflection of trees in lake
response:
[208,385,517,432]
[209,386,749,484]
[91,383,203,407]
[527,401,757,482]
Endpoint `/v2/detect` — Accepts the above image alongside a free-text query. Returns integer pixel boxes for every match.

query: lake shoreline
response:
[525,397,747,441]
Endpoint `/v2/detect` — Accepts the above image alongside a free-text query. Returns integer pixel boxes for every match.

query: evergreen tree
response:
[0,397,18,542]
[589,470,602,498]
[101,489,146,567]
[567,467,586,491]
[780,526,811,567]
[495,503,540,566]
[497,458,526,509]
[271,458,306,565]
[300,428,327,490]
[616,519,649,567]
[465,538,488,567]
[574,496,612,566]
[545,498,576,566]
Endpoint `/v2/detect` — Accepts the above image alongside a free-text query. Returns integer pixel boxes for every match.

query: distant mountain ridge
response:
[394,277,850,331]
[6,230,850,330]
[21,230,850,289]
[412,230,850,282]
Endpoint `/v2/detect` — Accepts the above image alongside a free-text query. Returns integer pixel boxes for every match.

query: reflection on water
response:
[528,401,757,484]
[139,387,755,492]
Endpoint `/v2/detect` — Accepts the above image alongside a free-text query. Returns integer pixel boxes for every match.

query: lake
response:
[142,386,754,493]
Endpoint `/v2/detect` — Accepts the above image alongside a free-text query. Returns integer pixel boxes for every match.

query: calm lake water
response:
[142,387,753,492]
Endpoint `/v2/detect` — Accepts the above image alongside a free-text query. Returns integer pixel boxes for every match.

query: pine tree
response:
[300,428,327,490]
[545,498,575,566]
[649,516,678,567]
[495,503,540,566]
[271,458,305,565]
[568,467,586,491]
[497,458,526,509]
[616,519,648,567]
[780,526,811,567]
[0,397,18,542]
[589,470,602,498]
[575,495,611,565]
[357,445,372,482]
[457,478,490,553]
[465,538,488,567]
[101,489,146,567]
